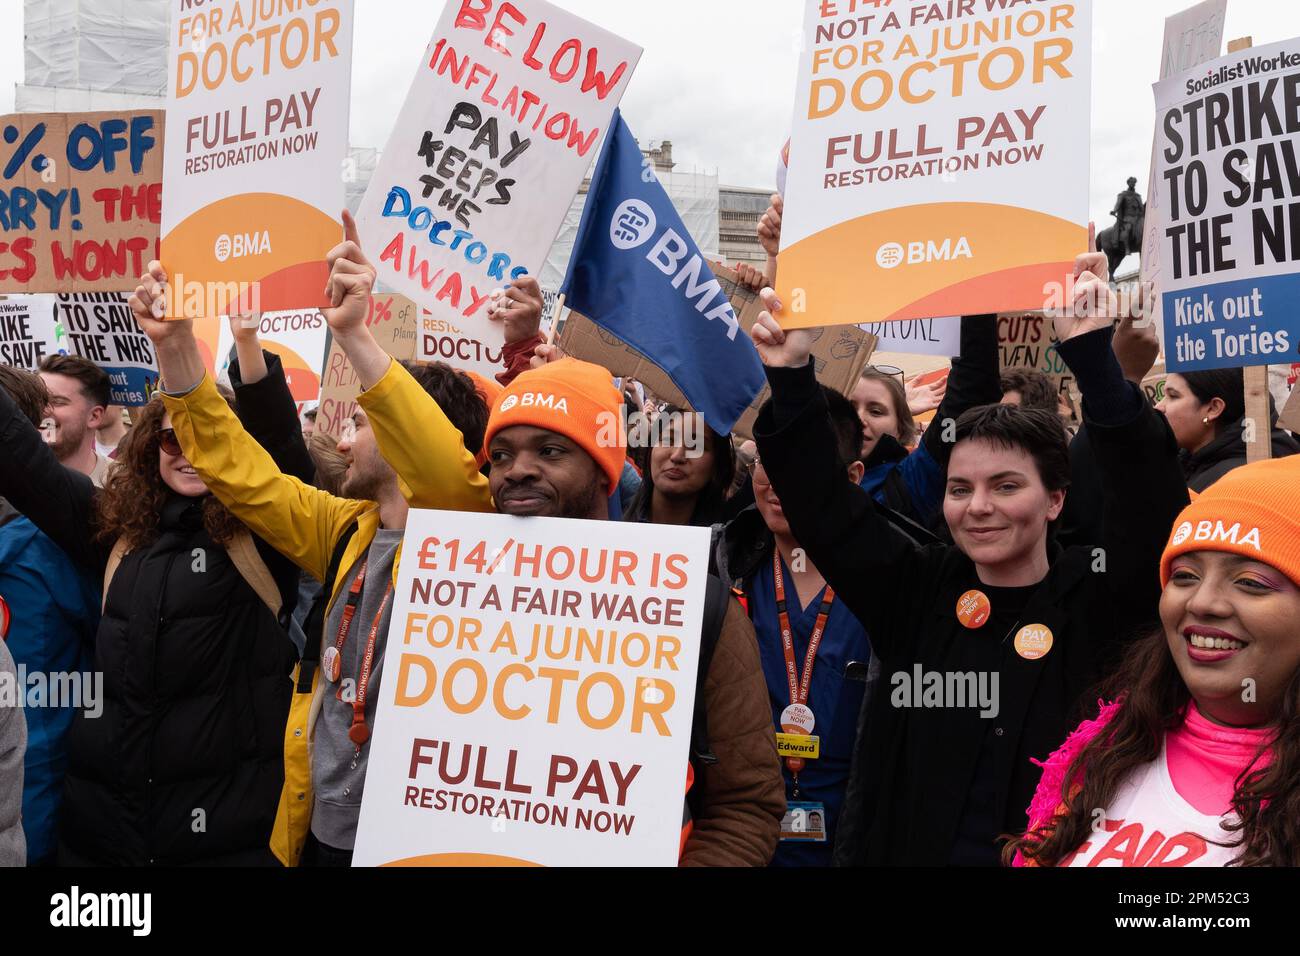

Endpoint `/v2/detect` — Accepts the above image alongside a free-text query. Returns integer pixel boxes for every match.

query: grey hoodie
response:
[0,636,25,866]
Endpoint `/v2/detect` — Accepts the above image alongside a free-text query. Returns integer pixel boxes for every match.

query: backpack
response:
[102,530,283,618]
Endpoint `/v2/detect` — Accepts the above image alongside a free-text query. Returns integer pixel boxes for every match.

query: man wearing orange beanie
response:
[385,355,786,865]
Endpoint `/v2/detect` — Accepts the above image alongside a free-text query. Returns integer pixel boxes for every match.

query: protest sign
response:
[316,294,418,442]
[776,0,1092,330]
[53,293,160,406]
[161,0,355,318]
[1142,363,1169,409]
[0,110,162,293]
[560,291,877,442]
[1156,36,1300,372]
[353,510,709,867]
[1140,0,1228,347]
[356,0,641,365]
[215,307,331,408]
[999,312,1079,421]
[861,315,961,357]
[0,296,59,369]
[417,305,506,380]
[1281,379,1300,434]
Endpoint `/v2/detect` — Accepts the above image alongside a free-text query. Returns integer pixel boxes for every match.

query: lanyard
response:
[348,580,394,749]
[328,558,395,751]
[773,551,835,710]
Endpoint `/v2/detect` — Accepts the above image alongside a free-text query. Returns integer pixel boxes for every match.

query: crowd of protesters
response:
[1,194,1299,869]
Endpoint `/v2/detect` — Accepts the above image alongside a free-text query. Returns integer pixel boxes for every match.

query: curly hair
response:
[1004,629,1300,867]
[95,392,246,550]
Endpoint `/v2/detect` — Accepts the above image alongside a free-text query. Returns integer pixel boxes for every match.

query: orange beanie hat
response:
[1161,455,1300,587]
[484,358,626,490]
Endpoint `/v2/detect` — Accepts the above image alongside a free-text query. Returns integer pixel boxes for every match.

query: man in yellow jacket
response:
[130,213,498,866]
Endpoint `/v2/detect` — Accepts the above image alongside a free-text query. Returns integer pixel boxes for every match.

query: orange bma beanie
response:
[484,358,626,490]
[1161,455,1300,588]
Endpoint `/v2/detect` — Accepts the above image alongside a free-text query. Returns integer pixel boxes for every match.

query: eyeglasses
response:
[867,364,906,385]
[158,427,182,457]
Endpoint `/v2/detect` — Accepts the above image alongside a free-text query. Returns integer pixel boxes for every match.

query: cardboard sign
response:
[1156,37,1300,371]
[353,511,709,868]
[0,110,163,293]
[861,315,961,357]
[161,0,355,318]
[0,296,59,369]
[1281,380,1300,434]
[561,289,877,441]
[315,293,419,442]
[1140,0,1228,349]
[215,308,331,408]
[356,0,641,363]
[776,0,1092,329]
[1141,363,1169,409]
[998,312,1078,422]
[53,293,160,406]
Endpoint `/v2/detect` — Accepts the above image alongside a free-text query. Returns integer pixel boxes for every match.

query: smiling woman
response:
[1011,455,1300,868]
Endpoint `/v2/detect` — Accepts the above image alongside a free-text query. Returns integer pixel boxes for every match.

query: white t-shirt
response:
[1063,744,1241,867]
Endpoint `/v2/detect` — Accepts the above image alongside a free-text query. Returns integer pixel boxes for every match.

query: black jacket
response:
[754,328,1190,866]
[0,355,306,866]
[1181,421,1300,493]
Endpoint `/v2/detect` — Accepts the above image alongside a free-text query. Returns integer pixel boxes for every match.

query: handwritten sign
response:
[161,0,355,318]
[315,293,418,441]
[353,510,708,867]
[356,0,641,363]
[0,110,162,293]
[777,0,1093,328]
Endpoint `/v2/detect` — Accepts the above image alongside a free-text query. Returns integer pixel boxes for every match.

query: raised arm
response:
[227,330,316,487]
[129,280,368,583]
[750,293,933,660]
[1052,238,1190,663]
[0,383,104,572]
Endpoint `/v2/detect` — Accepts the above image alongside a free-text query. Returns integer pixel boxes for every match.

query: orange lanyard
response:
[327,559,394,751]
[773,552,834,710]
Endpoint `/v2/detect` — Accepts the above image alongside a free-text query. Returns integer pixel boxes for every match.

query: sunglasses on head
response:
[158,428,182,457]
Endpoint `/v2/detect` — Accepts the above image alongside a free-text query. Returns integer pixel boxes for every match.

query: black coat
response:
[754,328,1190,866]
[0,356,307,865]
[1181,422,1300,493]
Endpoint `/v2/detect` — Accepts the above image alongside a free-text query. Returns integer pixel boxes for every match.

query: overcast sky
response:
[3,0,1299,224]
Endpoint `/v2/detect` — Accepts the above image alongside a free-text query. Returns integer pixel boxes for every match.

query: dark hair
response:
[303,408,318,423]
[401,361,489,456]
[0,365,50,427]
[824,386,866,470]
[1000,369,1060,414]
[39,354,111,409]
[1179,368,1247,433]
[625,405,735,528]
[858,369,918,447]
[1005,628,1300,867]
[96,391,245,549]
[950,404,1071,492]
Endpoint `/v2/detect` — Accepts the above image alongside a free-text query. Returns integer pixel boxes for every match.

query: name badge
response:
[776,732,820,760]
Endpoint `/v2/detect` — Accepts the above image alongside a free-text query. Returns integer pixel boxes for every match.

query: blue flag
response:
[560,110,766,435]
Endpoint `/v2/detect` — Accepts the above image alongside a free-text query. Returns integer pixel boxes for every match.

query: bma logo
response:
[214,231,272,263]
[876,238,973,269]
[611,200,656,250]
[1182,520,1263,552]
[499,393,570,414]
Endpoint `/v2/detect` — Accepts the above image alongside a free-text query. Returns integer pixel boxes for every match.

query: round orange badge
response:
[1014,624,1055,661]
[956,590,992,629]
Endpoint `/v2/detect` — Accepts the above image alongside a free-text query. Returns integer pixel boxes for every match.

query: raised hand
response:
[757,193,783,259]
[905,374,947,416]
[488,275,544,345]
[1052,222,1119,344]
[321,209,377,339]
[750,288,815,369]
[129,262,193,345]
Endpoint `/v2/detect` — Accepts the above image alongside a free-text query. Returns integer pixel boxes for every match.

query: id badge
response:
[779,801,827,843]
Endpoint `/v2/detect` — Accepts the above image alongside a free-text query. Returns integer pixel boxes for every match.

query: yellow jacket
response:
[163,360,493,865]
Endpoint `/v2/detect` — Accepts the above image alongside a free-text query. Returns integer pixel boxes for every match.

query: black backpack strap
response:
[690,575,730,767]
[297,523,358,694]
